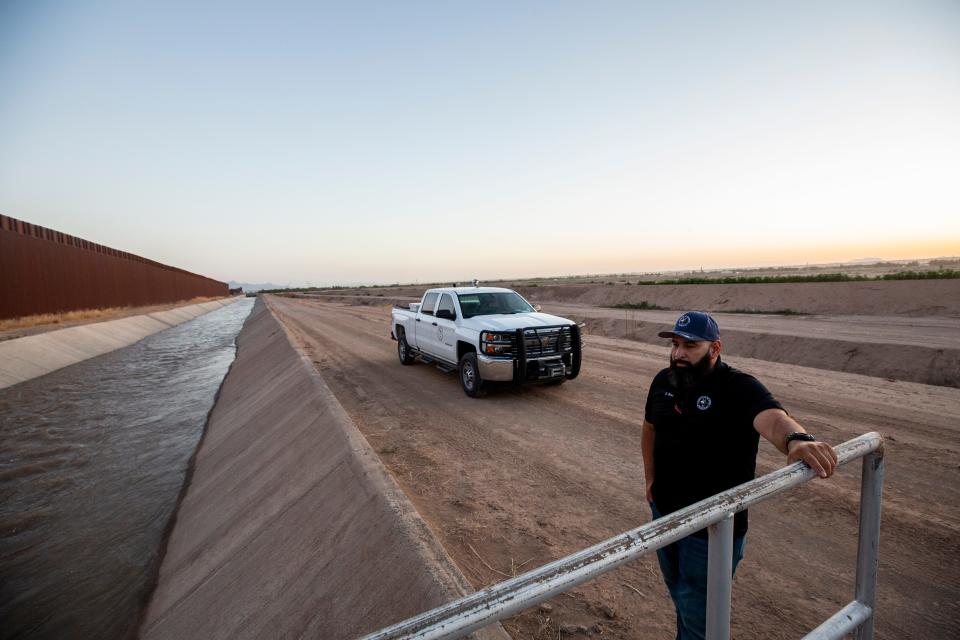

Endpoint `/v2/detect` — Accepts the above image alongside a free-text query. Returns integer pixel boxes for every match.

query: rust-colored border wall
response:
[0,214,228,319]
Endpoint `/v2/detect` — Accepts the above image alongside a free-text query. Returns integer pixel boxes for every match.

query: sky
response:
[1,1,958,286]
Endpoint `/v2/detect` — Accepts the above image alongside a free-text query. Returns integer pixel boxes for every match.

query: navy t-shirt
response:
[644,359,783,537]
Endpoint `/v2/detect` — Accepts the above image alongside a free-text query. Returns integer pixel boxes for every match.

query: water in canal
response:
[0,298,254,639]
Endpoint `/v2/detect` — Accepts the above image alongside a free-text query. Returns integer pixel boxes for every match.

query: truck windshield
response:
[457,292,535,318]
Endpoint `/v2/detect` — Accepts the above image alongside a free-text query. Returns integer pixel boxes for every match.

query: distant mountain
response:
[228,280,287,293]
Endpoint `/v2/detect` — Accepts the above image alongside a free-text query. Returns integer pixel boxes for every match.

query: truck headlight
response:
[481,332,514,356]
[484,343,512,355]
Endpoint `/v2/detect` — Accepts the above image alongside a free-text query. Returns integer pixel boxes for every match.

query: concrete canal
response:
[0,298,253,639]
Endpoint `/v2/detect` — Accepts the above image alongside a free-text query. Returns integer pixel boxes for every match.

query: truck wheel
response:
[397,333,415,365]
[458,352,486,397]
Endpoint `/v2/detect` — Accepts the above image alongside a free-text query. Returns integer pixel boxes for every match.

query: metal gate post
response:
[853,450,884,640]
[706,514,734,640]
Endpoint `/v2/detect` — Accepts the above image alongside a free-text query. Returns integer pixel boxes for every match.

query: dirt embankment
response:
[559,310,960,388]
[307,279,960,317]
[514,279,960,316]
[268,296,960,639]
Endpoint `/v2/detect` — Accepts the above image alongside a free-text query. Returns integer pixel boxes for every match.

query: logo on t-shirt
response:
[696,395,712,410]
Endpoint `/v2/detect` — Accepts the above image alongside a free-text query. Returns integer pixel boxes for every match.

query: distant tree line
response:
[633,270,959,286]
[252,286,318,295]
[249,269,958,295]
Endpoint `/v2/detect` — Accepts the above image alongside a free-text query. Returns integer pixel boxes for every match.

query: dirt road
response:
[268,296,960,639]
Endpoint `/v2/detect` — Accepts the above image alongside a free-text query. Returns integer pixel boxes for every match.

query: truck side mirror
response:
[534,304,542,312]
[436,309,456,321]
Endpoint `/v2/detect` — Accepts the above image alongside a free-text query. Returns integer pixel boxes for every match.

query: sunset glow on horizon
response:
[2,1,958,286]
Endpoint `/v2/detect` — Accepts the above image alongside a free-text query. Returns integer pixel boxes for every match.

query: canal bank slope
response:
[139,298,507,639]
[0,297,242,389]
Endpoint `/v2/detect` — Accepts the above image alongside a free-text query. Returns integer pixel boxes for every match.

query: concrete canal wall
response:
[0,298,242,390]
[139,298,507,639]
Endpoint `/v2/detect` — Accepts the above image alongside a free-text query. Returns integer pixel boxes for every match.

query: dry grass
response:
[0,307,125,331]
[0,297,222,333]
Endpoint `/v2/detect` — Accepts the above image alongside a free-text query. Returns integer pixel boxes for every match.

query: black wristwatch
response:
[784,432,816,450]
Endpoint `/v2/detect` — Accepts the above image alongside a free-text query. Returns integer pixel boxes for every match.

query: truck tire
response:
[397,332,415,365]
[458,352,486,397]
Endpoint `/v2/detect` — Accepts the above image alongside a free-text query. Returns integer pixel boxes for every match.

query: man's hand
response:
[755,408,838,478]
[787,440,838,478]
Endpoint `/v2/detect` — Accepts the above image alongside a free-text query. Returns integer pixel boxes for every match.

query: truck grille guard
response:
[480,324,582,382]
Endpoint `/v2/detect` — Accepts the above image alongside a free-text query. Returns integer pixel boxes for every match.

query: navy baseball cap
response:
[658,311,720,342]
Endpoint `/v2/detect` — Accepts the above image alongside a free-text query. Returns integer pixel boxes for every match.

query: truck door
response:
[432,293,459,363]
[415,292,440,355]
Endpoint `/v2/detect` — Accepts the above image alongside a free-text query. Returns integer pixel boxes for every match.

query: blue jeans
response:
[650,502,746,640]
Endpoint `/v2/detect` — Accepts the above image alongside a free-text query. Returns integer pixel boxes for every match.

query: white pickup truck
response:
[391,286,582,397]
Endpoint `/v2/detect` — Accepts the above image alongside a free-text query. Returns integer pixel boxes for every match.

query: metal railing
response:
[362,432,884,640]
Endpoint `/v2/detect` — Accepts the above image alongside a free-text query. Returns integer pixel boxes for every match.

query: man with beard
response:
[642,311,837,640]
